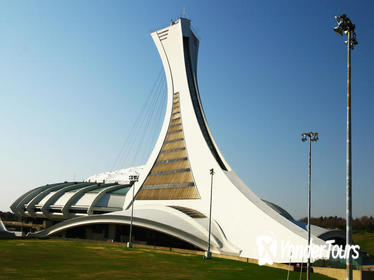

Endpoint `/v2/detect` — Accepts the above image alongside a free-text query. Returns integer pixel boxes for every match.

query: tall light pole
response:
[301,131,319,280]
[127,174,139,248]
[205,168,214,259]
[333,14,358,280]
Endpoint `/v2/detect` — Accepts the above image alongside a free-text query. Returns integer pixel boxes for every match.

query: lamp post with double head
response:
[127,174,139,248]
[301,131,319,280]
[333,14,358,280]
[205,168,215,259]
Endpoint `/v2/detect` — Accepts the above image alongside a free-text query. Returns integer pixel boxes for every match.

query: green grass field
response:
[353,232,374,255]
[0,239,334,280]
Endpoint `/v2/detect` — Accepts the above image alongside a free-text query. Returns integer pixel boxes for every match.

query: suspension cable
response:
[111,67,167,171]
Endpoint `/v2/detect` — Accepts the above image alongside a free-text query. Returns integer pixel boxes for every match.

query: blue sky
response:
[0,0,373,219]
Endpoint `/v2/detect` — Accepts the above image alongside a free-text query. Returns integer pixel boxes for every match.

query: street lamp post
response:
[127,174,139,248]
[205,168,215,259]
[301,132,319,280]
[333,14,358,280]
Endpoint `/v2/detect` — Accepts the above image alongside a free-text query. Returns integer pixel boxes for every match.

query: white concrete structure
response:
[0,218,18,238]
[10,181,133,219]
[118,17,332,263]
[11,18,344,262]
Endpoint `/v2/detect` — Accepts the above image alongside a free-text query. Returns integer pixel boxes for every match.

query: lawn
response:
[353,231,374,255]
[0,239,334,280]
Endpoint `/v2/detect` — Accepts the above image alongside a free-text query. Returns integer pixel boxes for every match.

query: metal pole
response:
[287,252,292,280]
[205,168,214,259]
[127,177,137,248]
[301,132,318,278]
[307,138,312,280]
[299,256,304,280]
[333,15,356,280]
[346,29,353,280]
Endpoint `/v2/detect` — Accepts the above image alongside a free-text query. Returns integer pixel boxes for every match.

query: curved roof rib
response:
[41,182,92,218]
[87,184,130,215]
[26,182,73,217]
[11,182,133,219]
[61,183,117,218]
[11,182,64,215]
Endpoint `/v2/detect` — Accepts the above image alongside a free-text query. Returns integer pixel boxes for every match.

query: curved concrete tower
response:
[122,18,329,262]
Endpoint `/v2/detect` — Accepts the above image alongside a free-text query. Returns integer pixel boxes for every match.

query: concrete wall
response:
[313,267,362,280]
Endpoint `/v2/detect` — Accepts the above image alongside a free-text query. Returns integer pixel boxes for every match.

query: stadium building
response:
[10,18,344,263]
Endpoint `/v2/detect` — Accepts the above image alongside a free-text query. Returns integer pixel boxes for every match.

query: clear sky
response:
[0,0,373,219]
